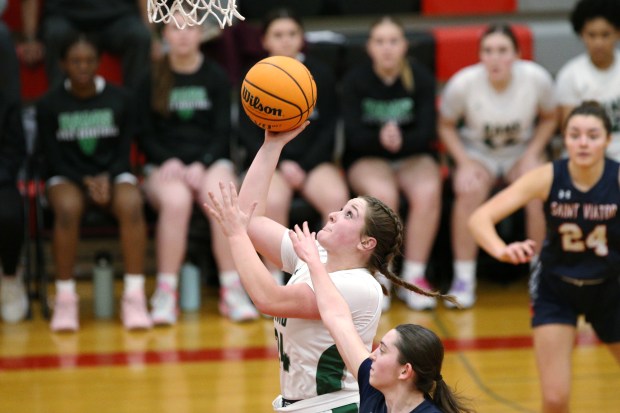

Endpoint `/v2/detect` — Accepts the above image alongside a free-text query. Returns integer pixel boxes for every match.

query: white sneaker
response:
[399,277,437,311]
[1,274,28,323]
[219,280,259,322]
[150,284,178,326]
[445,278,476,309]
[375,273,392,312]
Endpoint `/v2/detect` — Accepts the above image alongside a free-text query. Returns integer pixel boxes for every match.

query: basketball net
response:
[147,0,245,29]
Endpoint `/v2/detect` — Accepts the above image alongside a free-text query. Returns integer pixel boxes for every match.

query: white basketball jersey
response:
[440,60,556,157]
[555,50,620,160]
[275,232,382,407]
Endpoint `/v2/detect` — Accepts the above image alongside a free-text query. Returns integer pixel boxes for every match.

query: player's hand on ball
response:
[204,181,257,237]
[265,121,310,146]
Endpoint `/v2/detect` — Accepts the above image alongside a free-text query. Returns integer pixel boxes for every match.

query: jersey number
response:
[558,223,608,256]
[275,329,290,372]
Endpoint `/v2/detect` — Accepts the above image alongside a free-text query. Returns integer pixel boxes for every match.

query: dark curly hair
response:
[570,0,620,34]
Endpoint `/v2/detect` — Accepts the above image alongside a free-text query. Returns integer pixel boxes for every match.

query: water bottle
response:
[180,262,201,312]
[93,250,114,319]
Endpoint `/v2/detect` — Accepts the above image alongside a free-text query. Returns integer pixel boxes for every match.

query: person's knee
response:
[158,190,193,218]
[542,391,570,413]
[363,185,399,210]
[113,186,145,222]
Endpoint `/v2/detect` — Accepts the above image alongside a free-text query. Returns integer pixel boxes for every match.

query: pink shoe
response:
[398,277,437,311]
[218,280,259,322]
[121,291,153,330]
[50,292,79,332]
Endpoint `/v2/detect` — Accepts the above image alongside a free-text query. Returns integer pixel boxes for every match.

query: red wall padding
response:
[422,0,516,15]
[432,24,532,83]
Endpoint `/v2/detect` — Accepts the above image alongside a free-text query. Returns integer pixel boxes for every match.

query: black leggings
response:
[0,185,24,275]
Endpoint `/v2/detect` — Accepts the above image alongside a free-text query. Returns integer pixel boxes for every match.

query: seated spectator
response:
[19,0,153,90]
[0,90,28,323]
[36,34,150,332]
[341,16,442,312]
[555,0,620,161]
[438,23,557,308]
[236,8,349,285]
[137,20,258,323]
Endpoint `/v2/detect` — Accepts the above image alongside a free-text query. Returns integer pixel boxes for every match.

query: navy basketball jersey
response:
[540,158,620,280]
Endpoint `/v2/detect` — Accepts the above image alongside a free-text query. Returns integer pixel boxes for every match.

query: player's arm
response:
[290,223,370,378]
[438,114,470,166]
[226,229,321,318]
[238,123,309,267]
[206,182,320,318]
[468,163,553,264]
[523,107,558,160]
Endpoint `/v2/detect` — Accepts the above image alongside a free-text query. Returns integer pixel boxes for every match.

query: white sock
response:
[454,260,476,283]
[123,274,145,294]
[219,271,240,288]
[157,273,178,290]
[56,279,76,294]
[402,261,426,282]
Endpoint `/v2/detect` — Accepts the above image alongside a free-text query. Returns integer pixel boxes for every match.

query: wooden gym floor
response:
[1,276,619,413]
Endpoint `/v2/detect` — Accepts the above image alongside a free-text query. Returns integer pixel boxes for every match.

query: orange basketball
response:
[241,56,317,132]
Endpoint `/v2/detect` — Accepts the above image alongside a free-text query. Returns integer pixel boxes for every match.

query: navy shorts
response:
[529,265,620,343]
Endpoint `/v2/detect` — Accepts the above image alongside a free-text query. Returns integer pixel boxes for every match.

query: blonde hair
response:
[369,16,414,92]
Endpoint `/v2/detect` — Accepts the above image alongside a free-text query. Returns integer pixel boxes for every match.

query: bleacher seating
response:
[2,1,583,296]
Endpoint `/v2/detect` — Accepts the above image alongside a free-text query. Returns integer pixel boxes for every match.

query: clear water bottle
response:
[180,262,201,312]
[93,250,114,319]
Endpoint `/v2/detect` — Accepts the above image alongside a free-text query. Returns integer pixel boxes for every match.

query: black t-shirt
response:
[341,60,437,168]
[36,80,135,183]
[136,58,232,167]
[358,358,443,413]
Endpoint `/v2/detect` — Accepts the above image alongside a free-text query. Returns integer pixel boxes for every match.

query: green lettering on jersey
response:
[275,329,290,372]
[169,86,211,120]
[361,97,414,124]
[316,345,346,395]
[78,137,97,156]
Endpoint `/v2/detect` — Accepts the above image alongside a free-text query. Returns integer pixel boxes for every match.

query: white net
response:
[147,0,245,29]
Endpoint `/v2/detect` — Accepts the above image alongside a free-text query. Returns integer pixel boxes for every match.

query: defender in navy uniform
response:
[469,101,620,413]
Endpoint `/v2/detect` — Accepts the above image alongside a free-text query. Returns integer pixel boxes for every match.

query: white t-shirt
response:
[273,231,382,410]
[440,60,556,162]
[555,50,620,160]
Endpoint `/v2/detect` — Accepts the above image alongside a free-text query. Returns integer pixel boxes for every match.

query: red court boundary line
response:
[0,332,599,372]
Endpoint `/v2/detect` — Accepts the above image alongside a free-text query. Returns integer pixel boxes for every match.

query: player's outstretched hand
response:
[264,121,310,146]
[204,181,257,238]
[289,221,321,266]
[497,239,537,265]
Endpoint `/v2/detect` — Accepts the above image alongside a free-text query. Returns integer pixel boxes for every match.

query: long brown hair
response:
[361,196,459,307]
[395,324,475,413]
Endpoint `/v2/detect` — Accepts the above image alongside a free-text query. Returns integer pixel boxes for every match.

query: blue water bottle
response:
[180,262,201,312]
